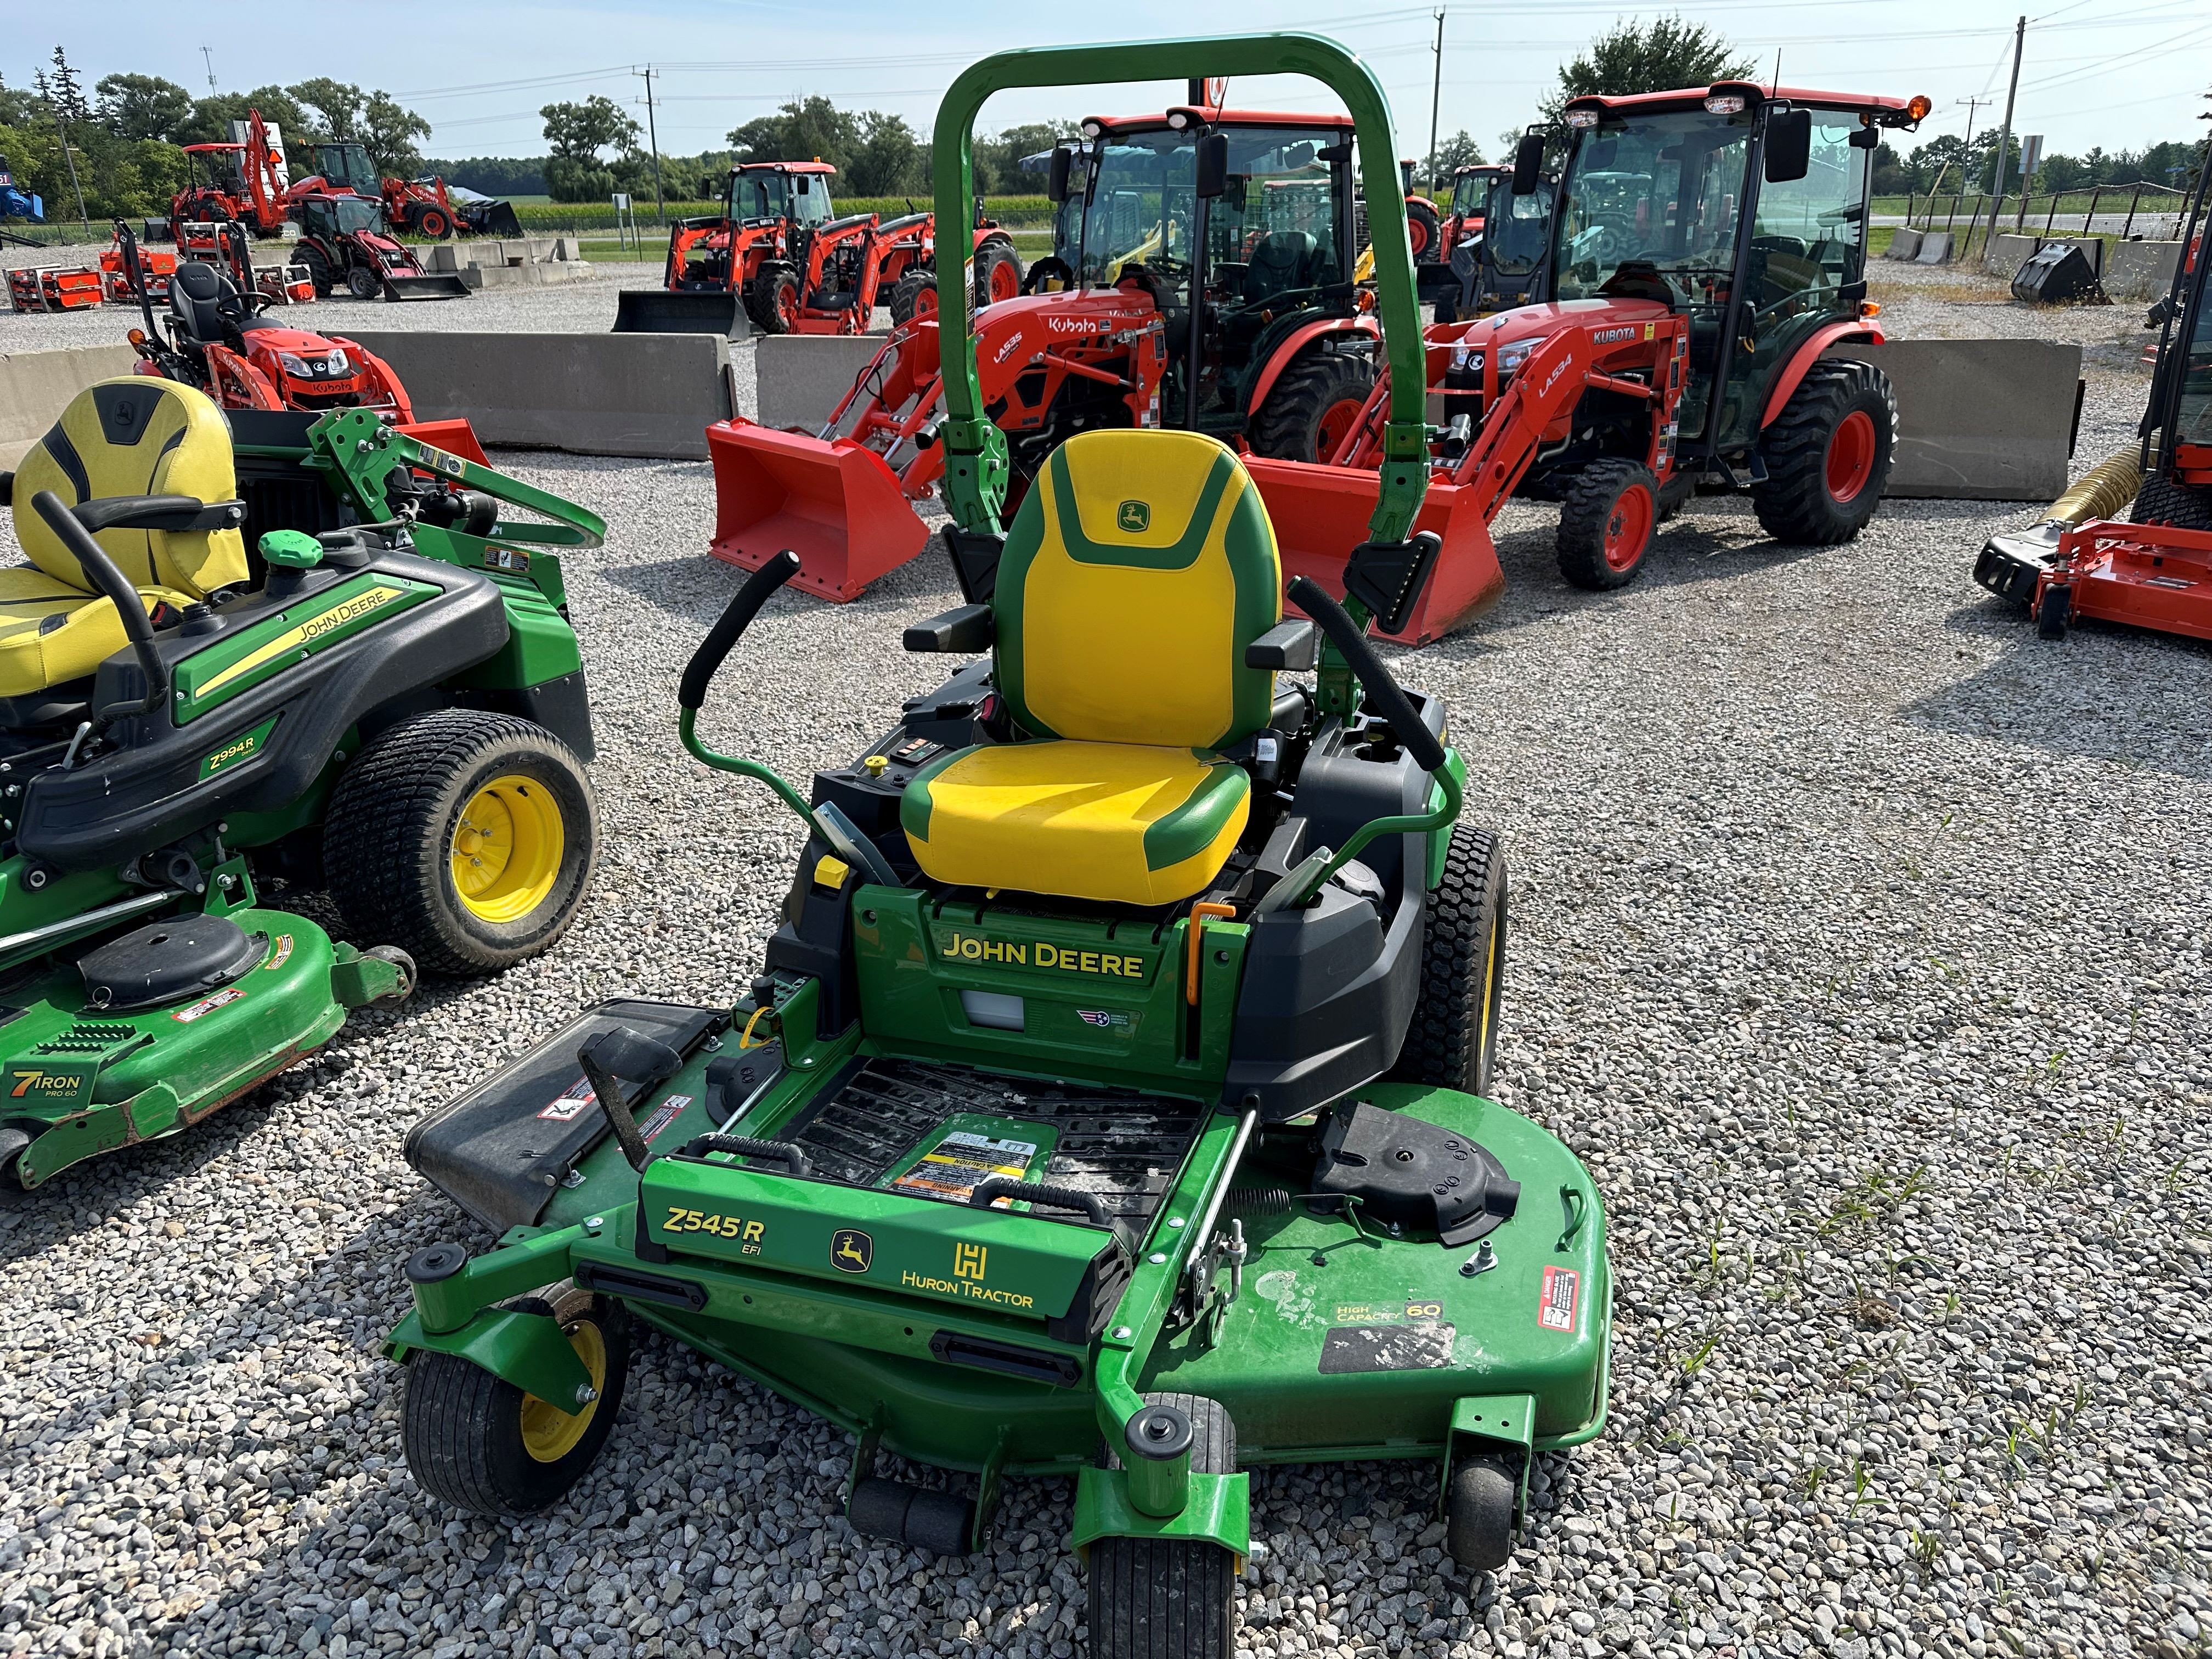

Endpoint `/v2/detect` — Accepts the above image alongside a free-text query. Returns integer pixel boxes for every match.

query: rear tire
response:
[417,206,453,240]
[1751,358,1895,544]
[749,263,799,334]
[297,243,334,298]
[1557,458,1658,589]
[888,268,936,329]
[1091,1393,1238,1659]
[403,1284,629,1515]
[2131,472,2212,531]
[1408,198,1443,263]
[0,1128,32,1206]
[324,709,598,977]
[1393,824,1507,1097]
[1249,348,1376,464]
[972,239,1023,309]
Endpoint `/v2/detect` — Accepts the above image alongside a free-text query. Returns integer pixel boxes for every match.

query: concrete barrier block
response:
[0,345,140,467]
[340,331,734,460]
[1886,227,1923,261]
[756,335,897,432]
[1915,232,1953,264]
[426,244,463,273]
[1823,338,2081,501]
[1984,233,2038,275]
[2105,238,2183,301]
[467,261,596,289]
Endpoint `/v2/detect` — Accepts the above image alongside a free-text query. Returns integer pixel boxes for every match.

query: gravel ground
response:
[0,267,2207,1659]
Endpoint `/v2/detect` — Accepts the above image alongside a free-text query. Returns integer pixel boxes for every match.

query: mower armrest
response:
[1244,618,1317,671]
[68,494,247,535]
[904,602,994,654]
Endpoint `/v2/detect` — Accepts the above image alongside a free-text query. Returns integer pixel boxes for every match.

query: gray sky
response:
[34,0,2212,165]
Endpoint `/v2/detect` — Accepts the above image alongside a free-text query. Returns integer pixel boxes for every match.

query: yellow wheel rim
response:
[450,774,565,924]
[518,1317,606,1464]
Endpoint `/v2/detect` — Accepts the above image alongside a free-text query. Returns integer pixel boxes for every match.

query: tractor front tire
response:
[345,264,382,301]
[749,263,799,334]
[1249,348,1376,465]
[888,268,937,329]
[324,709,598,977]
[2131,472,2212,532]
[1751,359,1895,545]
[1091,1394,1238,1659]
[403,1284,629,1515]
[417,206,454,240]
[1556,458,1660,589]
[1393,824,1508,1098]
[972,239,1023,309]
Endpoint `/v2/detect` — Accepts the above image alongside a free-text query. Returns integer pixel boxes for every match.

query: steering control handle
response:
[1286,575,1446,774]
[30,491,171,720]
[679,550,801,710]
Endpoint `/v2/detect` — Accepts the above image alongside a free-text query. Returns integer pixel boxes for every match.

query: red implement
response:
[708,419,931,602]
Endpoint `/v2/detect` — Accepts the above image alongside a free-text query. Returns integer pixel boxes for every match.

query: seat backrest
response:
[993,430,1280,752]
[169,258,244,343]
[1244,231,1317,303]
[9,378,251,600]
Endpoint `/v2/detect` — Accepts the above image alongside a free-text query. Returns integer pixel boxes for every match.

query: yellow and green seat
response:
[900,428,1283,907]
[2,377,250,698]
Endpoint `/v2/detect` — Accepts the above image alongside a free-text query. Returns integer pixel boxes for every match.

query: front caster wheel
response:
[1445,1455,1519,1573]
[402,1283,629,1515]
[2036,584,2072,641]
[1090,1393,1238,1659]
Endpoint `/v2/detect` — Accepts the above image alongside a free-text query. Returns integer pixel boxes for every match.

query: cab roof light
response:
[1906,94,1933,123]
[1564,109,1600,129]
[1081,118,1105,140]
[1703,94,1747,115]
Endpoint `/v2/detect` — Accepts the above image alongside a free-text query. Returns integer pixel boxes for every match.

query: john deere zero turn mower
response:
[0,379,603,1193]
[387,36,1609,1654]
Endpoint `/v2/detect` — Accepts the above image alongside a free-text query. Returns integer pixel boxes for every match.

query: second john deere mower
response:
[0,381,605,1193]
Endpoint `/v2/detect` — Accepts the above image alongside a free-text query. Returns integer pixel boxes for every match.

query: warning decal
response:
[637,1094,694,1144]
[893,1131,1037,1203]
[1539,1264,1580,1332]
[538,1074,597,1123]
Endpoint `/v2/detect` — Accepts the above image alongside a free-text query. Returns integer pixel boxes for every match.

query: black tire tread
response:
[888,268,935,329]
[1408,198,1443,263]
[2132,472,2212,532]
[971,239,1023,309]
[1556,458,1658,590]
[1445,1457,1519,1572]
[323,708,596,978]
[1248,348,1376,464]
[1090,1394,1238,1659]
[1750,358,1896,545]
[748,262,797,334]
[1392,824,1507,1095]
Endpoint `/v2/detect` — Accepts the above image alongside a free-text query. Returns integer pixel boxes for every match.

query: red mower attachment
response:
[707,421,931,602]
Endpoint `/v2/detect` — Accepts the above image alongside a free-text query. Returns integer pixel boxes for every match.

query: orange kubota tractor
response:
[171,113,289,240]
[292,139,523,240]
[616,160,1021,338]
[706,103,1390,599]
[1269,81,1932,644]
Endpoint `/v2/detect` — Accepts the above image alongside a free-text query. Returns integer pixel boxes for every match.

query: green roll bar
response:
[929,32,1431,544]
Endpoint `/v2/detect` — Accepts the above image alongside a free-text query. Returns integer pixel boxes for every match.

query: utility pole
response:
[1956,94,1991,199]
[200,47,217,93]
[1426,9,1445,194]
[636,65,665,226]
[1988,16,2025,231]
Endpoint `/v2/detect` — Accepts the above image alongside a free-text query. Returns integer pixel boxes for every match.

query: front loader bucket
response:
[614,289,750,339]
[707,418,930,602]
[1247,458,1504,647]
[478,201,524,239]
[383,273,472,302]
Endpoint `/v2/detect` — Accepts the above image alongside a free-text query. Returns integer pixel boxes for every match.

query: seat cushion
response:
[0,567,189,698]
[902,741,1251,908]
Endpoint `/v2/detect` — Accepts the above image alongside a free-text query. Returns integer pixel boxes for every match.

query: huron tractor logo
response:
[1116,500,1150,533]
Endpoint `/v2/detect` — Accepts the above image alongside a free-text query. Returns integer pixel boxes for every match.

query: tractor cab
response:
[727,161,836,228]
[298,194,386,241]
[1539,84,1928,456]
[1059,110,1368,445]
[306,142,381,199]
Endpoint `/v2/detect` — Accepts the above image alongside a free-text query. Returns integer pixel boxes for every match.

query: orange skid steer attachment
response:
[1246,458,1504,646]
[707,420,930,602]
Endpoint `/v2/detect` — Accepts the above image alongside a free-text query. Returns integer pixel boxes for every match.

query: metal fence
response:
[1903,183,2189,262]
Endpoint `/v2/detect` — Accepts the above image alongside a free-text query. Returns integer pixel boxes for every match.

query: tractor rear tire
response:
[1249,347,1376,464]
[972,239,1023,309]
[417,206,453,240]
[1751,359,1895,544]
[749,263,799,334]
[1091,1394,1238,1659]
[297,244,335,298]
[345,265,382,300]
[888,268,937,329]
[1393,823,1508,1098]
[324,709,598,977]
[402,1284,629,1515]
[1556,458,1660,589]
[2131,472,2212,532]
[1408,197,1443,263]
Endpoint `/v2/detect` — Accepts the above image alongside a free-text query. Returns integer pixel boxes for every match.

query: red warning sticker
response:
[538,1074,596,1122]
[1538,1265,1579,1332]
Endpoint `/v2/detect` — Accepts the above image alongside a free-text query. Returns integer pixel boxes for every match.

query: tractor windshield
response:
[1079,125,1346,300]
[315,143,381,197]
[730,169,832,227]
[1451,171,1486,218]
[1485,174,1552,276]
[2182,244,2212,445]
[1554,110,1752,302]
[309,196,384,236]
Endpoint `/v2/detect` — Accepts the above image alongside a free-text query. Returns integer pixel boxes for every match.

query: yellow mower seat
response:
[1,377,249,697]
[901,430,1282,908]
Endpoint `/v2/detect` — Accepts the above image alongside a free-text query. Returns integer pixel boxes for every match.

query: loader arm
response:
[929,33,1430,541]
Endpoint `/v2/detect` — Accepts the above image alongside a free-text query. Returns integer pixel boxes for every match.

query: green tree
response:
[728,96,860,172]
[359,92,431,174]
[95,73,192,143]
[180,87,314,148]
[1429,129,1485,190]
[1546,15,1756,119]
[847,111,926,196]
[975,122,1068,195]
[543,95,640,163]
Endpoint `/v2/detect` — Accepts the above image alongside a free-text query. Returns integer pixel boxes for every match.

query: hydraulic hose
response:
[2046,448,2143,527]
